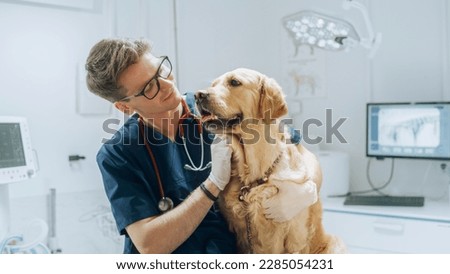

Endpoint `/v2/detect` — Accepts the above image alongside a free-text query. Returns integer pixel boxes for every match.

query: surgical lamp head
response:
[283,10,360,53]
[282,0,382,58]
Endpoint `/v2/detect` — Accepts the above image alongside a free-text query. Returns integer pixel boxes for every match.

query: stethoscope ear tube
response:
[179,100,212,172]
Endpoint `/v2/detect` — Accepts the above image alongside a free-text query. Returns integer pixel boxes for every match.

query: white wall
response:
[0,0,111,198]
[367,0,449,197]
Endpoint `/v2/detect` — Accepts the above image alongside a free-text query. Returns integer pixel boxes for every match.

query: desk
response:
[322,197,450,253]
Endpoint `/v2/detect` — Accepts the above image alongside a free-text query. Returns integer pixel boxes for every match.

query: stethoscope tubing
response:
[138,99,211,212]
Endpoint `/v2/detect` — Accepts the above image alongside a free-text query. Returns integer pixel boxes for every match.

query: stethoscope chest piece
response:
[158,197,174,213]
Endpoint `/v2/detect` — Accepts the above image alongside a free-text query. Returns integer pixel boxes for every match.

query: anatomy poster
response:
[281,25,327,101]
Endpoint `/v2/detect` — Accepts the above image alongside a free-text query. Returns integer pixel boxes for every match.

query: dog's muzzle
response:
[194,90,242,132]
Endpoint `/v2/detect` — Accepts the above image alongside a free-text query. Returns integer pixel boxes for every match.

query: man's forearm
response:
[126,179,220,253]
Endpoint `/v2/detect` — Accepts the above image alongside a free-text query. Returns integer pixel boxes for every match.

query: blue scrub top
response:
[97,92,237,254]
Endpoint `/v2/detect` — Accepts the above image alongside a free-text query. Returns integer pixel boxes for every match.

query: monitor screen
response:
[367,102,450,160]
[0,117,36,184]
[0,123,26,168]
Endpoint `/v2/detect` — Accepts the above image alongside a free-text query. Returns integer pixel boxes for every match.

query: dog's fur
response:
[196,68,345,254]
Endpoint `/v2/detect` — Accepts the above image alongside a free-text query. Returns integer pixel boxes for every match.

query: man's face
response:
[115,53,181,118]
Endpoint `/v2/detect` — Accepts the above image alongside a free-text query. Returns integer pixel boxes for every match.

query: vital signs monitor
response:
[0,116,36,184]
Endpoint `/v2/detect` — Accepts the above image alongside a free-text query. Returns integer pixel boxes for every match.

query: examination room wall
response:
[1,0,449,254]
[0,2,111,197]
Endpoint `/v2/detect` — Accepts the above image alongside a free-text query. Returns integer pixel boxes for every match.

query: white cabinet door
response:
[323,211,450,253]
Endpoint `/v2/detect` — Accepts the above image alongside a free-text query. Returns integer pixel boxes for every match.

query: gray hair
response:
[85,38,152,102]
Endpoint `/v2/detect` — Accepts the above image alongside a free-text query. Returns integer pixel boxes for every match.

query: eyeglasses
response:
[119,56,172,102]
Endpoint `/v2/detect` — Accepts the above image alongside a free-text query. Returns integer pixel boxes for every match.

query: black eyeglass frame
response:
[118,56,172,102]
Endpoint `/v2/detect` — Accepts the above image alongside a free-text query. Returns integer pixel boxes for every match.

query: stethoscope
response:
[138,99,212,213]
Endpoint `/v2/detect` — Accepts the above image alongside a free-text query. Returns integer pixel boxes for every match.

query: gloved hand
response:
[208,136,232,191]
[263,179,318,222]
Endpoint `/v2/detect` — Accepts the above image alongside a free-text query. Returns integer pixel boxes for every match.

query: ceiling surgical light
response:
[283,0,382,58]
[284,11,360,52]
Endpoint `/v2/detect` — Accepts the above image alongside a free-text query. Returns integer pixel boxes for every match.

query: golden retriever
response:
[195,68,345,254]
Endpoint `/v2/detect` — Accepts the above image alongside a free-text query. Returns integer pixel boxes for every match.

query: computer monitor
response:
[367,102,450,160]
[0,116,36,184]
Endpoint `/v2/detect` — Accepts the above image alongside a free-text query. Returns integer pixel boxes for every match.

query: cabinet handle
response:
[372,221,404,234]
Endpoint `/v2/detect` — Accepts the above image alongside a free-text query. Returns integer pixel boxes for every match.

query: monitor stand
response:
[0,184,11,240]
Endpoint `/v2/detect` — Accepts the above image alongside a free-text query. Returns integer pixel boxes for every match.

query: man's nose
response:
[159,77,174,88]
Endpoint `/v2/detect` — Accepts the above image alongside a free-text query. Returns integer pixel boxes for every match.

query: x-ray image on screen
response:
[378,108,439,148]
[367,102,450,160]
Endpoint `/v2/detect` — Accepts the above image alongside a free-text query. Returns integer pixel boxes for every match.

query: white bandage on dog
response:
[263,179,318,222]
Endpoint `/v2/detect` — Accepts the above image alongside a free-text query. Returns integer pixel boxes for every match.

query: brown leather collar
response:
[239,153,282,201]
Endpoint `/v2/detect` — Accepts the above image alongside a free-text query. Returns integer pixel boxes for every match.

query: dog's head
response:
[195,68,288,133]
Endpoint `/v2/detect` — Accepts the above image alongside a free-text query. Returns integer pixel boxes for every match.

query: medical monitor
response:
[367,102,450,160]
[0,116,36,184]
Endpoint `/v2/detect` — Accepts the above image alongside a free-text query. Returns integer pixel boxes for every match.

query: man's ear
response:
[114,101,133,115]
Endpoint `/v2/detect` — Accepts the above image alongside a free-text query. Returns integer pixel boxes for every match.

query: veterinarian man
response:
[85,38,310,254]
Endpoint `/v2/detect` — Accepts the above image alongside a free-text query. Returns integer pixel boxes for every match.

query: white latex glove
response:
[208,136,232,190]
[263,180,318,222]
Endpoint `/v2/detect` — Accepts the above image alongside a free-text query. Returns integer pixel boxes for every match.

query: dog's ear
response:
[258,76,288,123]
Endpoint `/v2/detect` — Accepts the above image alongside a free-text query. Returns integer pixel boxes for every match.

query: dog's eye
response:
[229,79,241,87]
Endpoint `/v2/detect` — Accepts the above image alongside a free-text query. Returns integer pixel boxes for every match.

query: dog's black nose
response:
[195,90,209,102]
